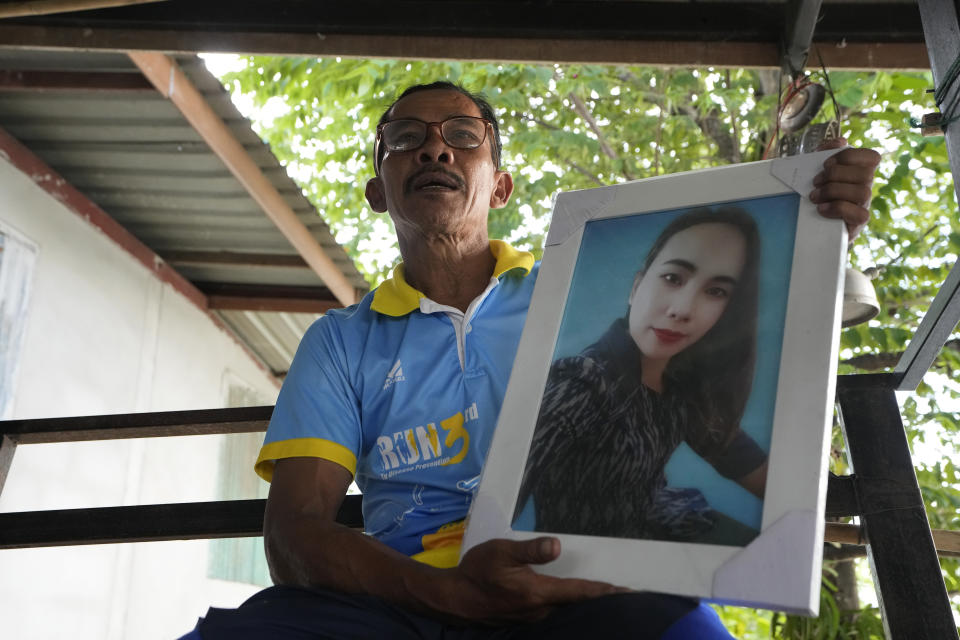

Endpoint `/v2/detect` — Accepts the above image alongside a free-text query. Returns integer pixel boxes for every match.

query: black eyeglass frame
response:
[373,116,497,175]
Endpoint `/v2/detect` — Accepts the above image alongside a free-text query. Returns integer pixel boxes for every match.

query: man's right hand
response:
[428,536,625,624]
[266,457,623,626]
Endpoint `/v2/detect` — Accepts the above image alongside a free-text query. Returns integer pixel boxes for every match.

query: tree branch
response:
[566,91,634,181]
[516,111,562,131]
[513,107,608,186]
[654,104,664,176]
[843,351,902,371]
[677,103,740,165]
[562,158,606,187]
[823,544,867,561]
[884,290,937,317]
[725,70,742,164]
[617,71,743,168]
[842,339,960,371]
[617,71,739,165]
[755,69,780,99]
[874,223,940,273]
[614,71,675,111]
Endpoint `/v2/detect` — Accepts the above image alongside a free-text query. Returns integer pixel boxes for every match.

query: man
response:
[192,82,880,639]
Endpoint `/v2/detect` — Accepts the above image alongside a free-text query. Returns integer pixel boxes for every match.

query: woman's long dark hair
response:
[636,206,761,458]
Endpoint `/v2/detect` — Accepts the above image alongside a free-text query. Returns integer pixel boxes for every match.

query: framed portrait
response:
[462,150,848,615]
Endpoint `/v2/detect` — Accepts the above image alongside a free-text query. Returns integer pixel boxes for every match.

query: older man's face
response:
[365,90,512,242]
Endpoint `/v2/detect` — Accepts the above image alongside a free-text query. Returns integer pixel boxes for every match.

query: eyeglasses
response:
[374,116,493,174]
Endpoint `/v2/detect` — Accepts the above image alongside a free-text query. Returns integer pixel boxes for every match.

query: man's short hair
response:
[374,81,502,172]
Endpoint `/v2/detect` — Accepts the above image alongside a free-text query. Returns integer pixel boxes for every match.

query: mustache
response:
[403,165,465,193]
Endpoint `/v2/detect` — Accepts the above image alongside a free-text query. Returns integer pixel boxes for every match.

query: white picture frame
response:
[462,150,848,615]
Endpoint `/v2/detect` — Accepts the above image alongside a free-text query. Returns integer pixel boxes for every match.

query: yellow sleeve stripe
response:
[411,544,462,568]
[254,438,358,482]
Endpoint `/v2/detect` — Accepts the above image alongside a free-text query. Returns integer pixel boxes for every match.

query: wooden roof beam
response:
[0,26,930,71]
[0,69,153,91]
[127,51,360,307]
[197,282,341,314]
[160,250,309,269]
[0,1,931,69]
[0,0,168,19]
[0,1,925,44]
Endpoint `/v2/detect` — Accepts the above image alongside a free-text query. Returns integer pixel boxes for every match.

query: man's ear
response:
[365,177,387,213]
[489,170,514,209]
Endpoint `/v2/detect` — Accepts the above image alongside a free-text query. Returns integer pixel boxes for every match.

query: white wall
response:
[0,158,280,639]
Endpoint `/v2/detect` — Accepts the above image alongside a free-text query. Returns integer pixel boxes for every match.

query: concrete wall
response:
[0,157,279,639]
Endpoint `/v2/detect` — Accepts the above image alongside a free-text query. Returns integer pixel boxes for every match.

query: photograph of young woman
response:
[513,206,772,546]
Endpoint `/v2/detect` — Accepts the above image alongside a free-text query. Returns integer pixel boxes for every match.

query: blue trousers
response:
[192,585,735,639]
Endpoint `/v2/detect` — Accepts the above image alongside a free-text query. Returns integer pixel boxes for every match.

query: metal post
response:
[781,0,823,77]
[897,0,960,390]
[0,435,16,497]
[836,375,958,639]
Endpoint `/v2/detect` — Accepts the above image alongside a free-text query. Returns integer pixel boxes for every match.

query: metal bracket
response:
[781,0,823,78]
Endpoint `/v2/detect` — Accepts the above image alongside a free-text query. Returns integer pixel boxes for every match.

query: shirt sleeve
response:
[703,429,767,480]
[254,315,363,482]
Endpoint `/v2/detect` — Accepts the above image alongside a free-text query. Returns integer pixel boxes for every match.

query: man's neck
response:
[398,231,496,313]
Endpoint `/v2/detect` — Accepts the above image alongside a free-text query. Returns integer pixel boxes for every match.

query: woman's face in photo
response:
[628,222,747,366]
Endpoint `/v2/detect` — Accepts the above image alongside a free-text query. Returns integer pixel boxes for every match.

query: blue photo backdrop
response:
[548,193,799,531]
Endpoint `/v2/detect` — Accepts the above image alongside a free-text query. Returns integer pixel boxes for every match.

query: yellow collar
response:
[371,240,534,317]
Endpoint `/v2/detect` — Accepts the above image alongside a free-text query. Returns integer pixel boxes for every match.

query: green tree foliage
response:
[216,57,959,636]
[219,59,789,276]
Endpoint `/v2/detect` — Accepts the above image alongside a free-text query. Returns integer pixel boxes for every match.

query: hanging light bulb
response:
[841,267,881,327]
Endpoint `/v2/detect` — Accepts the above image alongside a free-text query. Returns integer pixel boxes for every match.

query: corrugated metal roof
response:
[0,49,368,376]
[218,310,317,375]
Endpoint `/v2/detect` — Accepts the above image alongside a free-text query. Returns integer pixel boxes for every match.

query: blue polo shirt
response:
[256,240,537,567]
[249,240,734,640]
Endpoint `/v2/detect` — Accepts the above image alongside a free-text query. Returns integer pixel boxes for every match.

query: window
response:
[207,381,272,586]
[0,224,38,419]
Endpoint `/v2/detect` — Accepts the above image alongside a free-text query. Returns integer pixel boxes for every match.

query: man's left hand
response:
[809,140,881,240]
